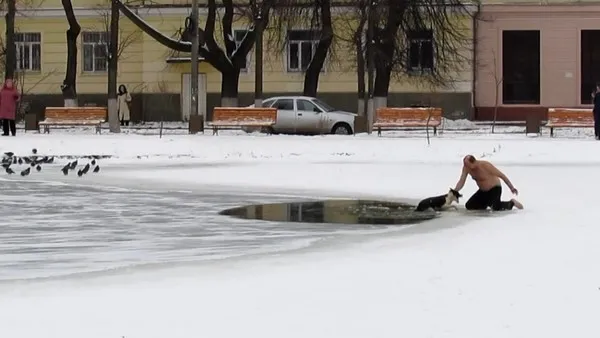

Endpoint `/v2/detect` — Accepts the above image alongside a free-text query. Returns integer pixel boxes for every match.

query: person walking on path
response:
[0,78,20,137]
[117,84,132,127]
[591,83,600,140]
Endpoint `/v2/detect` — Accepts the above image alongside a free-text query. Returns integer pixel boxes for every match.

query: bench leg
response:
[433,127,437,136]
[44,126,49,134]
[212,126,218,135]
[377,127,382,137]
[550,127,554,137]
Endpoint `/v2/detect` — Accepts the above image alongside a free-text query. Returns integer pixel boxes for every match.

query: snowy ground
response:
[1,125,600,338]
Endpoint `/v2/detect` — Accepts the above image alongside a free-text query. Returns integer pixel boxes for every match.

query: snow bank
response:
[442,118,478,130]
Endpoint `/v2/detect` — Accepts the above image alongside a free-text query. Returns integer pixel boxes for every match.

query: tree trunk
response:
[373,61,392,97]
[107,0,121,133]
[303,34,332,97]
[302,0,332,97]
[492,81,500,133]
[372,56,392,112]
[373,26,394,100]
[254,23,264,107]
[371,2,404,110]
[221,70,240,107]
[4,0,16,80]
[356,29,366,116]
[61,0,80,107]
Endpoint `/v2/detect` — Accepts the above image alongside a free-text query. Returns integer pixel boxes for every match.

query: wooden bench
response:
[372,107,443,136]
[546,108,593,137]
[39,107,107,134]
[208,107,277,135]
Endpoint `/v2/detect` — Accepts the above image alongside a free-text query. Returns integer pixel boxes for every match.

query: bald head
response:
[463,155,476,168]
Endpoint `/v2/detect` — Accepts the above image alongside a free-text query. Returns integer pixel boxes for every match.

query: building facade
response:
[475,1,600,120]
[2,0,473,121]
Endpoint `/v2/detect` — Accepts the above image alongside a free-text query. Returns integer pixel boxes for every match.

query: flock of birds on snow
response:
[1,148,101,177]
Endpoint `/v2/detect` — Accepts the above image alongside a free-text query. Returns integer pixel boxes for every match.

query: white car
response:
[246,96,357,135]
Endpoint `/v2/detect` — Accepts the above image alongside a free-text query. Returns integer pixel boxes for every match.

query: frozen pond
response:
[0,179,404,282]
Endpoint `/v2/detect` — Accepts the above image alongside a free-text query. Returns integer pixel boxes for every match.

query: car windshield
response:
[311,98,336,112]
[249,99,274,107]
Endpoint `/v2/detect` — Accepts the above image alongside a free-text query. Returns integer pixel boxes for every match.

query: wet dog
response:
[415,188,463,212]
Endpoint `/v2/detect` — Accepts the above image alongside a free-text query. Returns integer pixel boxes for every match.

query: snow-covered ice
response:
[0,127,599,338]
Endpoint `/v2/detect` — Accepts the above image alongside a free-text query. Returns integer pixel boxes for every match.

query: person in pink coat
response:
[0,78,20,136]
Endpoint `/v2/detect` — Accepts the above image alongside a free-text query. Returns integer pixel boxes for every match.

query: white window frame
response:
[233,29,251,72]
[286,29,322,73]
[15,32,41,72]
[82,31,108,73]
[407,29,434,73]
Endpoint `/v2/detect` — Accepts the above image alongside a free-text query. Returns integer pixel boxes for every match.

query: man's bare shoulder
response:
[478,160,493,167]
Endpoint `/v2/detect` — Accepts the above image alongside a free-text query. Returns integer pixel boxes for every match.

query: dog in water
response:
[415,188,463,212]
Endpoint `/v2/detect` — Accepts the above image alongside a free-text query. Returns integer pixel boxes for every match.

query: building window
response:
[234,30,250,72]
[287,30,319,72]
[82,31,108,72]
[502,30,540,104]
[407,29,433,73]
[15,32,41,71]
[580,30,600,104]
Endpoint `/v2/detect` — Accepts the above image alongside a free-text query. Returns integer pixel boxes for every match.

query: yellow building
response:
[2,0,474,121]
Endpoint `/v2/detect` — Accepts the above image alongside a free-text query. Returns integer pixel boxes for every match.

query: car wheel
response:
[331,123,352,135]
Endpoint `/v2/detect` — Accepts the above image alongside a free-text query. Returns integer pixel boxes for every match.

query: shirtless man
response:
[454,155,523,210]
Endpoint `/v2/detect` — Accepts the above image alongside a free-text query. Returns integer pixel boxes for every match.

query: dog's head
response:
[447,188,463,203]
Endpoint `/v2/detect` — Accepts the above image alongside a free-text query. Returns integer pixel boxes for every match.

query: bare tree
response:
[95,0,141,61]
[266,0,334,97]
[363,0,476,110]
[0,35,6,72]
[155,79,172,138]
[303,0,333,96]
[114,0,274,107]
[107,0,120,132]
[353,1,367,115]
[4,0,16,80]
[60,0,80,107]
[335,0,368,115]
[14,67,58,120]
[490,48,502,134]
[92,0,142,132]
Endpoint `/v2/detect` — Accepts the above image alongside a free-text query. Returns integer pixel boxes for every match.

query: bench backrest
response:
[45,107,107,121]
[213,107,277,123]
[375,107,443,123]
[547,108,593,123]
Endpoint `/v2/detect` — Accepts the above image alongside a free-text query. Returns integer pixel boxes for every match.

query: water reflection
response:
[220,200,437,225]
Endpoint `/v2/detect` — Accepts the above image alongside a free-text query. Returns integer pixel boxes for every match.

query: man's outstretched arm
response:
[454,166,468,192]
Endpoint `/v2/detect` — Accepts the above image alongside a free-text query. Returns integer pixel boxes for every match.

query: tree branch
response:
[114,0,192,52]
[222,0,237,57]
